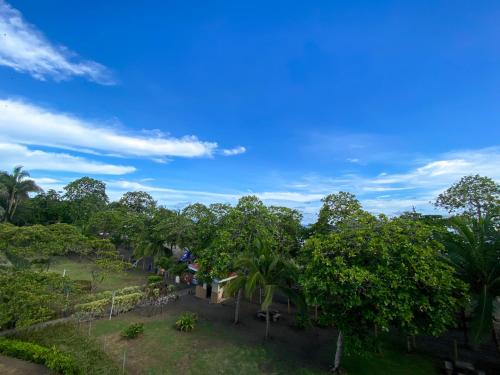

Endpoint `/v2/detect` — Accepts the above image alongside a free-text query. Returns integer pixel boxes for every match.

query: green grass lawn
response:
[48,256,149,291]
[88,314,439,375]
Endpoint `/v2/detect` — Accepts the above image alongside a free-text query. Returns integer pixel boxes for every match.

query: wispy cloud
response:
[287,147,500,217]
[0,142,135,175]
[0,99,222,159]
[222,146,246,156]
[0,1,114,84]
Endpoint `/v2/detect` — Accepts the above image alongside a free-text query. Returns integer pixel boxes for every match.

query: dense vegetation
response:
[0,166,498,372]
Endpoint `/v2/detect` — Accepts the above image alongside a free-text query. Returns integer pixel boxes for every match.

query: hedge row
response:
[0,338,78,374]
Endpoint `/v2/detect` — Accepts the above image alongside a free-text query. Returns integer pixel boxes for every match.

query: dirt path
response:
[0,354,49,375]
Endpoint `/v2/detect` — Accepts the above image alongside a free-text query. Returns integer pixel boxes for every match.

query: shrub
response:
[148,275,163,284]
[121,323,144,339]
[166,284,176,293]
[115,286,141,296]
[74,298,108,320]
[112,292,144,314]
[175,312,197,332]
[293,313,309,330]
[0,338,78,374]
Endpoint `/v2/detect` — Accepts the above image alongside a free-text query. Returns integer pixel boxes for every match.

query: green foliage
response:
[74,299,109,319]
[175,312,198,332]
[444,211,500,345]
[0,166,42,223]
[300,211,466,354]
[14,323,119,374]
[0,270,79,329]
[0,223,94,267]
[118,191,157,215]
[148,275,163,284]
[63,177,108,226]
[0,338,78,374]
[312,192,363,235]
[112,292,144,314]
[435,174,500,219]
[121,322,144,339]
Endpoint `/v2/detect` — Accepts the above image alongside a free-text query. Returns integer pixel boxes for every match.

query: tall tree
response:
[301,211,465,372]
[444,211,500,349]
[63,177,108,226]
[118,191,157,215]
[228,241,300,338]
[0,166,42,222]
[435,175,500,220]
[312,192,363,235]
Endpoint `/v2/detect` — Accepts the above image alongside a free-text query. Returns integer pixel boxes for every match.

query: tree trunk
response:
[234,288,242,324]
[265,308,270,339]
[332,330,343,373]
[461,309,469,347]
[492,326,500,354]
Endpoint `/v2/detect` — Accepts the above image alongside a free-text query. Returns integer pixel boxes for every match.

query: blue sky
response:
[0,0,499,222]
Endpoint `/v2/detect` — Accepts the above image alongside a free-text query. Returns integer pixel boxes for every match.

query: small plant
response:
[121,323,144,339]
[166,284,176,293]
[293,313,309,330]
[175,312,197,332]
[148,275,163,284]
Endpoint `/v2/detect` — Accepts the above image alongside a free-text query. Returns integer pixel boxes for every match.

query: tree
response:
[118,191,157,215]
[0,166,42,222]
[435,175,500,220]
[64,177,108,226]
[444,211,500,349]
[312,192,363,235]
[228,240,300,338]
[0,270,78,329]
[28,189,68,225]
[268,206,303,256]
[300,211,465,372]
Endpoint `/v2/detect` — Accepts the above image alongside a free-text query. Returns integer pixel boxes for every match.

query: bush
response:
[112,292,144,314]
[121,323,144,339]
[0,338,78,374]
[148,275,163,284]
[175,312,198,332]
[74,298,108,319]
[293,313,309,330]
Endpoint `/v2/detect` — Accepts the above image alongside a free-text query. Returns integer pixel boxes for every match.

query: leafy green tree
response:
[444,211,500,349]
[269,206,303,256]
[63,177,108,226]
[301,211,465,372]
[182,203,217,251]
[312,192,363,235]
[228,241,300,338]
[0,166,42,222]
[0,270,78,329]
[435,175,500,220]
[28,189,68,224]
[118,191,157,215]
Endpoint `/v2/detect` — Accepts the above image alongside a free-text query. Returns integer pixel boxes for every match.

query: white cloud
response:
[0,1,114,84]
[0,143,135,175]
[0,99,219,158]
[222,146,246,156]
[287,147,500,217]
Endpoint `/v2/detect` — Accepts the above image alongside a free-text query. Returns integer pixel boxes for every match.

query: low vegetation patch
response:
[121,322,144,339]
[13,323,119,374]
[0,337,78,374]
[175,312,198,332]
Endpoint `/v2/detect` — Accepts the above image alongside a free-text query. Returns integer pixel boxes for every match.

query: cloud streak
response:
[0,1,114,84]
[222,146,246,156]
[0,142,135,175]
[0,99,221,159]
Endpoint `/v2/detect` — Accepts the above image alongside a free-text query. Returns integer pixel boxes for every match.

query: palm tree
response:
[227,240,301,338]
[0,166,42,222]
[445,210,500,349]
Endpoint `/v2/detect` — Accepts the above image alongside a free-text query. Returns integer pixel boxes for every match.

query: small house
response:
[189,263,237,304]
